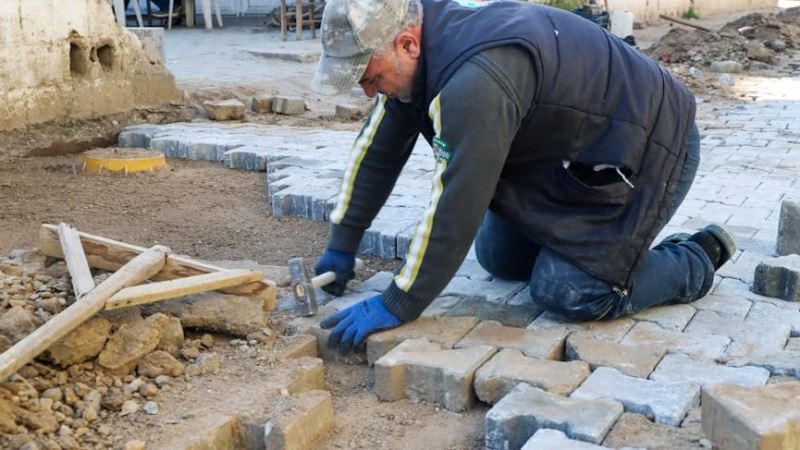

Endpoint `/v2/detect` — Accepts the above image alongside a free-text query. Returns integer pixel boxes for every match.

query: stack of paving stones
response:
[120,97,800,449]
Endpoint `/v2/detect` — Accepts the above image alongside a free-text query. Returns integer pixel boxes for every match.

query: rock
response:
[565,332,666,378]
[99,306,143,331]
[688,67,704,79]
[143,292,267,337]
[124,378,145,397]
[710,60,744,73]
[84,389,101,412]
[251,96,273,114]
[0,307,40,342]
[203,99,246,121]
[139,383,159,398]
[156,316,184,357]
[101,388,125,411]
[46,317,111,367]
[81,406,97,422]
[98,313,170,372]
[142,401,158,415]
[154,375,171,387]
[272,96,306,115]
[137,350,186,377]
[196,352,221,374]
[42,388,63,402]
[752,255,800,301]
[200,333,214,348]
[778,201,800,256]
[455,320,568,360]
[769,39,787,51]
[745,41,773,63]
[0,334,12,353]
[123,439,146,450]
[120,400,139,416]
[719,74,735,87]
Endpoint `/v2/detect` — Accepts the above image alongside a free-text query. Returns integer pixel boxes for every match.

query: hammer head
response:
[288,257,318,316]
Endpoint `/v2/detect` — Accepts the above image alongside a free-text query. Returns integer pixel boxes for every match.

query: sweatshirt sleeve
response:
[382,46,538,321]
[327,94,420,254]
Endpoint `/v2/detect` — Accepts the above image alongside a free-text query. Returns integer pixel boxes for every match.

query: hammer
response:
[288,257,365,316]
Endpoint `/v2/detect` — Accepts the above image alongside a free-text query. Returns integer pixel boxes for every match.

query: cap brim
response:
[311,52,371,96]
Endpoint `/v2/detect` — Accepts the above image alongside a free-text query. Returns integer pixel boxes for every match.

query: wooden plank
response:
[659,14,714,33]
[40,224,277,310]
[57,223,95,300]
[0,246,169,381]
[106,269,264,311]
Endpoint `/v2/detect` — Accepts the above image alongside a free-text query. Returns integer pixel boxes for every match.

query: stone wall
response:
[0,0,182,131]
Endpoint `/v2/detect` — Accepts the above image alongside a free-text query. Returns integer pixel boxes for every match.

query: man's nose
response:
[360,83,377,98]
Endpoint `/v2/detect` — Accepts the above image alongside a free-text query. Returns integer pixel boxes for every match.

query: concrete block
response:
[565,332,666,378]
[702,383,800,450]
[685,310,790,350]
[224,145,271,171]
[752,255,800,302]
[373,338,496,412]
[485,383,623,449]
[723,342,800,378]
[272,96,306,115]
[650,354,769,388]
[334,103,365,121]
[632,304,696,332]
[277,334,318,361]
[571,367,700,427]
[251,96,273,114]
[455,320,569,360]
[366,316,479,366]
[527,313,635,342]
[249,390,333,450]
[420,296,462,319]
[353,271,394,293]
[142,292,268,337]
[444,296,540,327]
[204,99,246,121]
[288,306,367,365]
[263,357,326,395]
[475,348,590,403]
[620,321,730,361]
[441,278,526,304]
[521,429,607,450]
[778,200,800,256]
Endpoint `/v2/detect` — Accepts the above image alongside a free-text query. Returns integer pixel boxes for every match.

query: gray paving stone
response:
[684,310,789,350]
[117,124,162,148]
[251,96,273,114]
[571,367,701,427]
[272,96,306,115]
[485,383,623,449]
[507,288,534,306]
[475,348,590,403]
[620,322,730,361]
[691,293,752,320]
[454,259,492,281]
[744,301,800,337]
[354,271,394,293]
[649,354,770,388]
[528,314,635,342]
[441,277,527,304]
[722,341,800,378]
[444,296,540,327]
[565,332,666,378]
[786,337,800,352]
[632,304,696,332]
[420,296,462,319]
[521,429,607,450]
[778,200,800,256]
[456,320,568,360]
[752,255,800,302]
[224,145,271,171]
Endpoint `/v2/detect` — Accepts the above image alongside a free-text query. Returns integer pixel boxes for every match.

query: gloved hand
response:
[320,294,403,354]
[314,249,355,296]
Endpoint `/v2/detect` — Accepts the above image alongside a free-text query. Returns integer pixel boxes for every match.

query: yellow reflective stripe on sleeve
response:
[330,95,388,224]
[394,95,446,291]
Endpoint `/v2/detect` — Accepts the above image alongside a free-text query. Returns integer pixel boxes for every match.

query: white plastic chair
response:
[168,0,222,30]
[111,0,144,27]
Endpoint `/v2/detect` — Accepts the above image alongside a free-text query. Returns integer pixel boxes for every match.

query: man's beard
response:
[393,58,418,103]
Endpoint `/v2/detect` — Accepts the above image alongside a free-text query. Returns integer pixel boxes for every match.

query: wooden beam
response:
[40,224,276,311]
[659,14,714,33]
[57,223,95,300]
[0,246,169,381]
[106,269,264,311]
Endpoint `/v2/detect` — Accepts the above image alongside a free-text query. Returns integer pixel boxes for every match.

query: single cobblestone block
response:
[684,310,790,350]
[204,99,246,121]
[278,334,318,360]
[442,278,526,305]
[723,342,800,378]
[251,96,273,114]
[778,200,800,256]
[420,296,462,319]
[485,383,623,449]
[475,348,590,402]
[620,321,730,361]
[632,304,696,332]
[224,145,271,171]
[527,313,635,342]
[702,383,800,450]
[288,306,367,365]
[354,271,394,293]
[744,301,800,337]
[454,259,492,281]
[455,320,568,360]
[272,96,307,115]
[752,255,800,302]
[334,103,365,121]
[366,316,479,365]
[565,332,666,378]
[571,367,700,427]
[521,429,607,450]
[692,293,752,320]
[444,296,539,328]
[118,125,161,148]
[650,354,769,388]
[263,356,326,395]
[253,390,333,450]
[374,338,496,411]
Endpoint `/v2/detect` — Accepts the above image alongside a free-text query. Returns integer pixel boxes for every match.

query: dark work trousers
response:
[474,124,712,321]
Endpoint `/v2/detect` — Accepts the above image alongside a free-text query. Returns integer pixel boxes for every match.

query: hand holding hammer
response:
[289,256,365,316]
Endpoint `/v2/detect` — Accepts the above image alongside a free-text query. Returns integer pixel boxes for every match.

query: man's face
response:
[358,30,421,103]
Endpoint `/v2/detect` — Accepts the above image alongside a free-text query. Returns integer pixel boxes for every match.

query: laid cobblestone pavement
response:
[119,75,800,448]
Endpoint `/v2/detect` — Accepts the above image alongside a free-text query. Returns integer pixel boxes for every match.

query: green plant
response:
[682,7,699,20]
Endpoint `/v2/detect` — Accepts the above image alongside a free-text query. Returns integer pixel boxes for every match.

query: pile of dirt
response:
[647,7,800,67]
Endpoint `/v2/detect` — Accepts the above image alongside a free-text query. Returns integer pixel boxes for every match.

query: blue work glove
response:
[314,249,355,296]
[320,294,403,354]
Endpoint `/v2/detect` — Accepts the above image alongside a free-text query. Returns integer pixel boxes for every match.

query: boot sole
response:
[703,224,737,264]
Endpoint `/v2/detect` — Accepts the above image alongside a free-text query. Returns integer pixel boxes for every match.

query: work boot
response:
[688,224,737,270]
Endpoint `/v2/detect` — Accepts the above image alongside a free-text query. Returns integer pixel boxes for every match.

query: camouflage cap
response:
[311,0,410,95]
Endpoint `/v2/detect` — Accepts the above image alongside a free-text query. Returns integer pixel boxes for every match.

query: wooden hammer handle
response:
[311,258,365,289]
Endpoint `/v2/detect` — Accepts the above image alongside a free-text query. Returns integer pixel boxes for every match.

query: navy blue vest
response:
[407,0,696,288]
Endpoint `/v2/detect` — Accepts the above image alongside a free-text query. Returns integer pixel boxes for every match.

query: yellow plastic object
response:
[82,148,167,175]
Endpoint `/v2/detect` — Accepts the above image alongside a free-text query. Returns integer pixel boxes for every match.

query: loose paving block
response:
[334,103,365,121]
[251,96,273,114]
[366,316,479,365]
[778,200,800,256]
[702,383,800,450]
[527,313,635,342]
[632,304,696,332]
[277,334,318,360]
[246,390,333,450]
[263,357,326,395]
[620,321,730,361]
[522,429,607,450]
[723,342,800,378]
[571,367,700,427]
[204,99,246,121]
[444,295,539,327]
[272,96,306,115]
[288,306,367,365]
[752,255,800,301]
[455,320,569,360]
[565,332,666,378]
[684,310,790,350]
[485,383,623,449]
[374,338,496,412]
[475,348,590,402]
[650,354,769,388]
[420,295,462,319]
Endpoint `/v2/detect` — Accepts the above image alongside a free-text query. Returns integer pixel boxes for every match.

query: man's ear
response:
[395,28,422,59]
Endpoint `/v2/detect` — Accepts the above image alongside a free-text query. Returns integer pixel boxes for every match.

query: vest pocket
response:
[557,163,632,206]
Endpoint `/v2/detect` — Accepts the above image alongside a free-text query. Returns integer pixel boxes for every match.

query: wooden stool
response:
[280,0,321,41]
